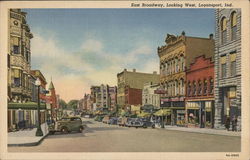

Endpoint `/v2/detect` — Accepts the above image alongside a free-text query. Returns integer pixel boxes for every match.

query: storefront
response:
[8,102,47,131]
[185,100,214,128]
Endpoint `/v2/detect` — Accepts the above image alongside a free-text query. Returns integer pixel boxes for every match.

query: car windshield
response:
[61,118,70,121]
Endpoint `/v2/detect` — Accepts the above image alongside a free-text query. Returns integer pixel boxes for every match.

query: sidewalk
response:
[156,125,241,137]
[8,123,49,146]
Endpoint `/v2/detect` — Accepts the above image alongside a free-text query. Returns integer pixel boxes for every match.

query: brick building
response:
[117,69,160,110]
[214,9,241,130]
[157,32,214,126]
[185,55,215,128]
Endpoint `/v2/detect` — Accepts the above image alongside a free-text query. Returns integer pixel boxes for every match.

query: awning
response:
[153,109,171,116]
[8,102,47,110]
[170,107,185,110]
[137,111,151,118]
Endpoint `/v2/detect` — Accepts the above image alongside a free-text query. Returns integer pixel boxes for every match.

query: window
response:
[209,78,214,94]
[230,53,236,76]
[231,12,237,41]
[220,56,227,78]
[175,81,179,96]
[180,56,185,71]
[198,80,202,95]
[203,79,208,95]
[187,82,191,96]
[175,58,179,73]
[13,45,19,54]
[193,81,196,96]
[221,17,227,44]
[14,78,20,87]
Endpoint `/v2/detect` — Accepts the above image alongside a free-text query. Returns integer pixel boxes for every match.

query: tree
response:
[67,100,79,110]
[59,99,67,109]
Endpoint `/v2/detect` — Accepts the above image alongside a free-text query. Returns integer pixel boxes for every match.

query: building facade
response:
[142,82,160,108]
[214,9,241,130]
[7,9,48,131]
[157,32,214,126]
[185,55,215,128]
[117,69,160,109]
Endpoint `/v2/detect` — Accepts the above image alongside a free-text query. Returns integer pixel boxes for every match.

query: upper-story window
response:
[231,12,237,41]
[221,17,227,44]
[220,55,227,78]
[180,56,185,71]
[230,52,236,76]
[209,78,214,94]
[175,58,179,73]
[187,81,191,96]
[192,81,196,96]
[12,37,19,54]
[198,80,202,95]
[203,79,208,95]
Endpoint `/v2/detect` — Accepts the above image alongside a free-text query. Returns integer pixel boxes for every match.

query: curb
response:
[155,127,241,137]
[8,132,49,147]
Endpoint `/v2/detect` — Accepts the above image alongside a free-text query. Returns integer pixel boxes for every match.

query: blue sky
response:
[23,9,215,102]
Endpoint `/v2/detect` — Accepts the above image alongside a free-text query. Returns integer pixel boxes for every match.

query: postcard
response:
[0,0,249,160]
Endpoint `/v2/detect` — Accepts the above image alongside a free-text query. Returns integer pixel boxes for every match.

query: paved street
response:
[8,118,240,152]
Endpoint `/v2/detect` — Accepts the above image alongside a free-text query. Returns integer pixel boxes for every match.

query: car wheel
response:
[136,127,138,129]
[79,126,84,133]
[152,124,155,129]
[49,131,55,135]
[61,127,68,134]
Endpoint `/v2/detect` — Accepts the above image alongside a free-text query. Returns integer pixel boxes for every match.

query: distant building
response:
[47,80,58,120]
[214,9,241,131]
[90,85,117,111]
[142,82,160,108]
[157,32,214,126]
[117,69,159,110]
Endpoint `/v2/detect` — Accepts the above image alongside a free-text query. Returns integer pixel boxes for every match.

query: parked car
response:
[118,117,128,126]
[94,115,104,122]
[49,116,85,134]
[126,118,155,129]
[108,117,118,125]
[102,116,110,124]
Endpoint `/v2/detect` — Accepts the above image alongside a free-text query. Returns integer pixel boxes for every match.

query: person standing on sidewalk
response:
[225,116,230,131]
[232,116,237,132]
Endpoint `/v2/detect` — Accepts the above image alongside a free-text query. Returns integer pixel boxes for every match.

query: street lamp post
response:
[161,108,165,128]
[35,78,43,136]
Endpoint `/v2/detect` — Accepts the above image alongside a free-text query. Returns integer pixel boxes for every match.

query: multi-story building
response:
[214,9,241,130]
[90,85,117,111]
[142,82,160,108]
[90,86,101,110]
[157,32,214,125]
[8,9,33,103]
[185,55,215,128]
[117,69,160,110]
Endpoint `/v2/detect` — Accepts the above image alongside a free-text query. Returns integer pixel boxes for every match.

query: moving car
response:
[49,116,85,134]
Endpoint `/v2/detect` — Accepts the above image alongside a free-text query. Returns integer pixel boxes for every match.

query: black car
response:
[126,118,155,128]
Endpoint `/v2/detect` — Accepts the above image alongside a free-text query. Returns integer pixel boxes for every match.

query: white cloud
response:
[30,30,158,102]
[81,39,103,53]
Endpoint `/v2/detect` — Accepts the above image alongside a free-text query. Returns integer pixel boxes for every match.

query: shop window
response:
[231,12,237,41]
[221,17,227,44]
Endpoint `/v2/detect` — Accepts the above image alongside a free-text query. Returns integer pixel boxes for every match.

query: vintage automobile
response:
[49,116,85,134]
[108,117,118,125]
[102,116,110,124]
[126,118,155,129]
[94,115,105,122]
[117,117,128,126]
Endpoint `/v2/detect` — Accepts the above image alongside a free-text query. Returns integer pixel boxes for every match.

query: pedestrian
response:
[232,116,238,132]
[225,116,230,131]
